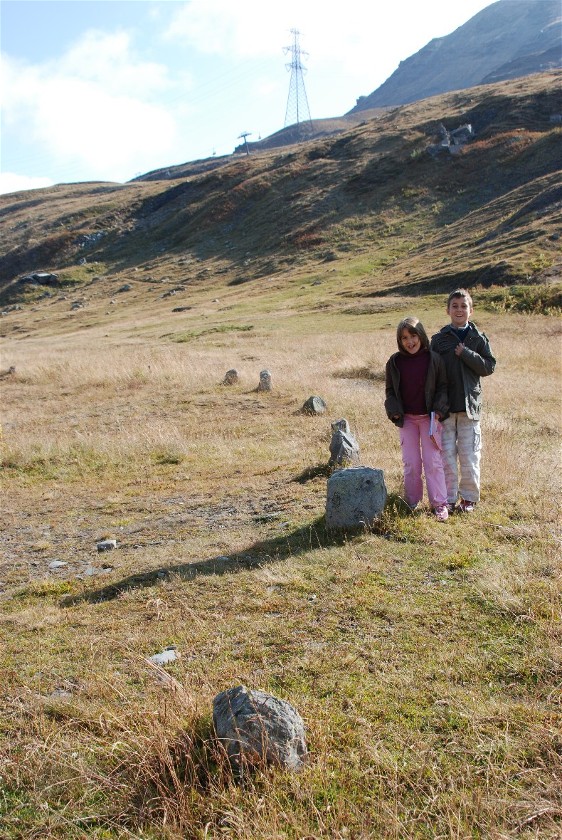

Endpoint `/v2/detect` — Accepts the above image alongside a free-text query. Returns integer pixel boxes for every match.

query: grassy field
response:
[1,69,560,840]
[1,286,560,838]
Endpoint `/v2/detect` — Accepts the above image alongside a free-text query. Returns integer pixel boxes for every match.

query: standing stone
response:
[257,370,272,392]
[213,685,307,774]
[331,418,350,435]
[223,368,239,385]
[301,396,327,415]
[326,466,387,529]
[329,418,360,466]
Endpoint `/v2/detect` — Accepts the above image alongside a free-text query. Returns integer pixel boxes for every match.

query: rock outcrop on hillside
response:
[349,0,561,112]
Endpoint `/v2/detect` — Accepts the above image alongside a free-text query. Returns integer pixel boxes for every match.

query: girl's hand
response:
[455,342,465,357]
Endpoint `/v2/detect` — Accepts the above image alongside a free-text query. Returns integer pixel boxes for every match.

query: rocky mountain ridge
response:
[349,0,561,112]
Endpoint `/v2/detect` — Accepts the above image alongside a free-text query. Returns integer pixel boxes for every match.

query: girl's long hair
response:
[396,316,430,353]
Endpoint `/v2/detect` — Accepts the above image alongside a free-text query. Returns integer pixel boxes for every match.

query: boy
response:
[430,289,496,512]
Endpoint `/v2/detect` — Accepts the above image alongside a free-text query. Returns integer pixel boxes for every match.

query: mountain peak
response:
[349,0,562,112]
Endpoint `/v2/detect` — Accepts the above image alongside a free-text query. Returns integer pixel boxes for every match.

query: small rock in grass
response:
[97,539,117,552]
[148,646,179,666]
[301,395,327,415]
[223,368,239,385]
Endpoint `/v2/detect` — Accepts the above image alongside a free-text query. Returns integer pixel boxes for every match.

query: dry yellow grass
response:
[1,296,561,839]
[1,70,561,838]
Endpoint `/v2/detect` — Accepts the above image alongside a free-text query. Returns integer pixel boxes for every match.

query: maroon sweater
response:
[395,350,431,414]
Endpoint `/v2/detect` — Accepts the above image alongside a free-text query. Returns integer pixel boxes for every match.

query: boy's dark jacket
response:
[430,322,496,420]
[385,349,449,427]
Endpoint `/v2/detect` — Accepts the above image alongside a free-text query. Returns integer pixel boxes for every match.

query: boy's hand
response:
[455,342,465,357]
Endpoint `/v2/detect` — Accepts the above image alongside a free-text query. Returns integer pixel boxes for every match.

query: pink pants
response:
[399,414,447,508]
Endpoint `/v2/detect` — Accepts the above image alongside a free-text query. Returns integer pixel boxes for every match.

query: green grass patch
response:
[151,446,184,465]
[173,324,254,342]
[16,580,73,599]
[480,283,562,315]
[58,261,109,286]
[1,445,117,482]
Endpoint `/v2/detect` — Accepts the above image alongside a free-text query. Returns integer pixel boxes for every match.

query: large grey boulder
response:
[329,418,360,466]
[213,685,307,774]
[19,272,59,286]
[326,466,387,529]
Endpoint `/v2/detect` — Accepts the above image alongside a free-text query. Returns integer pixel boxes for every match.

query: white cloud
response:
[1,32,184,183]
[0,173,55,196]
[57,30,173,93]
[164,0,496,85]
[158,0,498,131]
[163,0,400,113]
[163,0,330,57]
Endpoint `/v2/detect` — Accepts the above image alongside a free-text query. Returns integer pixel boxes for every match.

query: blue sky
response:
[1,0,496,194]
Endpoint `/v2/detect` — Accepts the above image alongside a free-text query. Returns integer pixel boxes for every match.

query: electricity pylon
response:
[284,28,312,138]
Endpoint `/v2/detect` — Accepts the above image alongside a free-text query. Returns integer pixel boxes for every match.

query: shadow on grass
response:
[60,517,350,607]
[292,463,332,484]
[127,714,277,823]
[128,715,234,820]
[369,262,517,298]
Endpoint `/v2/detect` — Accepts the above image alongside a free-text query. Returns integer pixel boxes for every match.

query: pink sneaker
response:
[433,505,449,522]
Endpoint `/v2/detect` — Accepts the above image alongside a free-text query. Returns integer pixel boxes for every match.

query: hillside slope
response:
[349,0,561,111]
[0,73,560,321]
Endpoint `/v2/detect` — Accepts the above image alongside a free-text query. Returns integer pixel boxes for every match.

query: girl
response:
[385,316,450,521]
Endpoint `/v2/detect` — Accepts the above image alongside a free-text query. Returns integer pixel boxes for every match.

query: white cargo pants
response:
[441,412,481,504]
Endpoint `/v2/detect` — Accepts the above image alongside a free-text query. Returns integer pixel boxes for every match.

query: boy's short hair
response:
[447,288,473,308]
[396,316,430,352]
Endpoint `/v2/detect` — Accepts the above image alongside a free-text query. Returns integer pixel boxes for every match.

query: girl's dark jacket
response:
[384,349,449,428]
